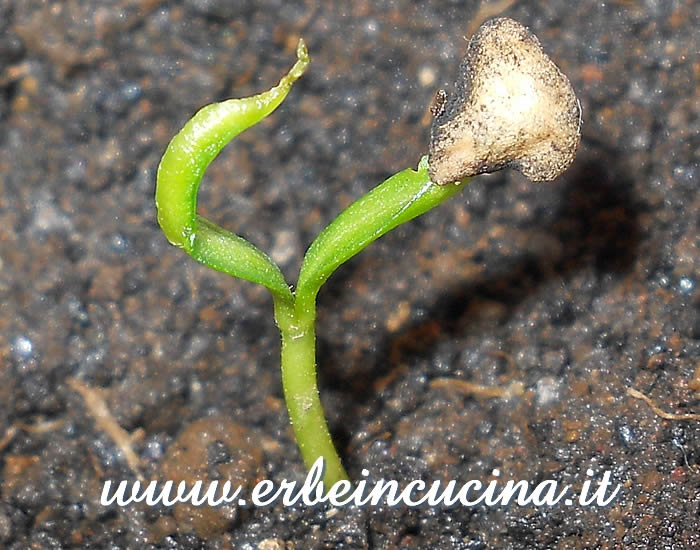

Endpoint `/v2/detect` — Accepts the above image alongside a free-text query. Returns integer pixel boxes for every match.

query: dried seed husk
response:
[429,17,581,185]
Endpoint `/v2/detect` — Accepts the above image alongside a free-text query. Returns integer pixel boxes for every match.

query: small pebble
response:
[678,277,694,294]
[535,376,561,406]
[11,336,33,359]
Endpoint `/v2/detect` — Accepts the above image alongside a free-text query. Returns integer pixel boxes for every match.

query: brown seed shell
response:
[428,17,581,185]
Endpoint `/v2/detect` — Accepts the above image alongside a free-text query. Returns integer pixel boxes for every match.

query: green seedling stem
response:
[155,39,468,488]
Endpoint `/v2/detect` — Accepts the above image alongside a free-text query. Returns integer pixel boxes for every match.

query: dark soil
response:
[1,1,698,548]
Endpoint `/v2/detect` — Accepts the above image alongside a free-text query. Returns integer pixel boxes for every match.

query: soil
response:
[0,1,698,548]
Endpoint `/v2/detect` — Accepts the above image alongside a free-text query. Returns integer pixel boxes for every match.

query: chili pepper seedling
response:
[155,18,580,488]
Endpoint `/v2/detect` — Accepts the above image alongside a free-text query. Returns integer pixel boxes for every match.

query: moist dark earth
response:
[1,1,698,548]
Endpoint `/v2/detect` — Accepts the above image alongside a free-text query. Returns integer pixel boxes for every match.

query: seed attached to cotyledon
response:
[428,17,581,185]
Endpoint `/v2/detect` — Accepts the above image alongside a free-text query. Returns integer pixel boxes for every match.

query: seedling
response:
[155,18,580,487]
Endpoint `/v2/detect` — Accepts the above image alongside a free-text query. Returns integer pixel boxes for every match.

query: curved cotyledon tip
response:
[155,39,310,249]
